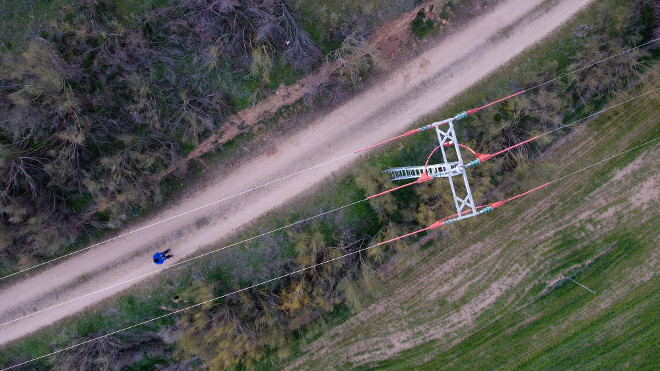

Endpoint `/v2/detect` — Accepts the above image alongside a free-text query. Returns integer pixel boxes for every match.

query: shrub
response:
[411,10,435,38]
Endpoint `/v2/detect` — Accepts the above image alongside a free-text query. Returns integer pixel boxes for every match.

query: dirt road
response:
[0,0,594,346]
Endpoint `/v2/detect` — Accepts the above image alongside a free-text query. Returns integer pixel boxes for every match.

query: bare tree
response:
[278,3,321,71]
[328,32,380,85]
[0,144,44,203]
[52,334,122,371]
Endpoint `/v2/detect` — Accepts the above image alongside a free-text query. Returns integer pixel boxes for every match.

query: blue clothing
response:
[153,252,166,265]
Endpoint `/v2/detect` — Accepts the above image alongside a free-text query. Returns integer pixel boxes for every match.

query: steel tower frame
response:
[384,120,479,220]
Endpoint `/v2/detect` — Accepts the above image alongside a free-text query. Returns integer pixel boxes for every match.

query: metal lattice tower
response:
[384,120,479,220]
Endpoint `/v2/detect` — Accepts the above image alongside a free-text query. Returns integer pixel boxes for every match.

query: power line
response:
[3,37,657,282]
[0,153,354,281]
[0,199,368,327]
[5,136,657,371]
[454,88,660,167]
[526,36,660,92]
[548,136,660,185]
[2,86,656,327]
[541,87,660,138]
[355,37,660,153]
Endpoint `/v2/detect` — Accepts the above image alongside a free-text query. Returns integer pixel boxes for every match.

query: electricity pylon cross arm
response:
[383,119,479,221]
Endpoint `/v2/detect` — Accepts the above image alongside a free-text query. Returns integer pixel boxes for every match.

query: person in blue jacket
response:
[153,249,173,265]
